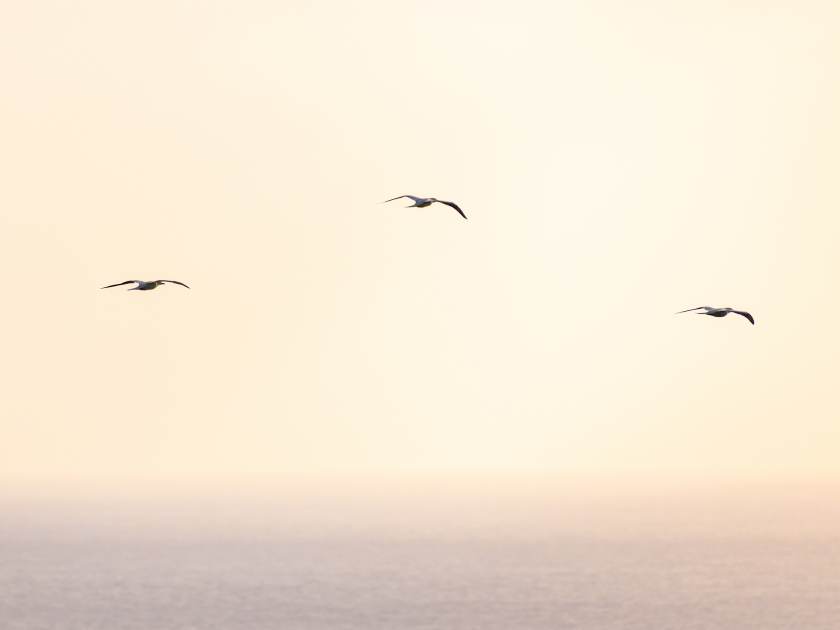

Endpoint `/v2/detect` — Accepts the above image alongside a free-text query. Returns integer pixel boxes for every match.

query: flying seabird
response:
[100,280,191,291]
[675,306,754,325]
[383,195,467,220]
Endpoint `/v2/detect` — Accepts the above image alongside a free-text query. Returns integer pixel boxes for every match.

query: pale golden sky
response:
[1,0,840,532]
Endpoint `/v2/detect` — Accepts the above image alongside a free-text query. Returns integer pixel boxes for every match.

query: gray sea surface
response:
[1,537,839,629]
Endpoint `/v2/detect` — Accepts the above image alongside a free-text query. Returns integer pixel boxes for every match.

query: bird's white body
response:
[131,281,163,291]
[404,196,434,208]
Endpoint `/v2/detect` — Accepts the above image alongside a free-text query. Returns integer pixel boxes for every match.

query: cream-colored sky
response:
[1,0,840,525]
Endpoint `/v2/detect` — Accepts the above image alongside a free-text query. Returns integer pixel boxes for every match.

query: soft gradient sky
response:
[1,0,839,537]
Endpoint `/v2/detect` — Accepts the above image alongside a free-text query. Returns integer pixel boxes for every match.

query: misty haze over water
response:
[2,537,839,630]
[3,488,840,629]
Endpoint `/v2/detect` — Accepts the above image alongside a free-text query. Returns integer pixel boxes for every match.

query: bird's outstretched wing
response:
[435,199,467,219]
[101,280,139,289]
[732,310,755,325]
[383,195,421,203]
[675,306,706,314]
[160,280,190,289]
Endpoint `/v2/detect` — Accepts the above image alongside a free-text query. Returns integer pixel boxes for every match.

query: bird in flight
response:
[101,280,190,291]
[383,195,467,220]
[675,306,754,325]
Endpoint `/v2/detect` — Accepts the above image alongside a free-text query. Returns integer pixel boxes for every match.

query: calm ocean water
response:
[2,538,839,629]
